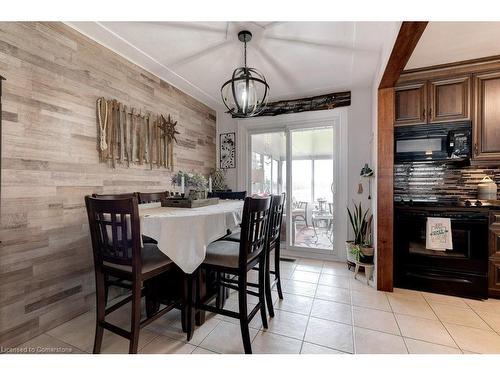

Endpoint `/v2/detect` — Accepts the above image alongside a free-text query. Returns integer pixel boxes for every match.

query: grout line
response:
[386,291,409,354]
[421,292,463,353]
[298,263,321,354]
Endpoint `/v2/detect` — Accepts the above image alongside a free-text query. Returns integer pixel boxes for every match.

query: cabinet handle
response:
[475,143,479,156]
[422,109,426,119]
[429,108,432,118]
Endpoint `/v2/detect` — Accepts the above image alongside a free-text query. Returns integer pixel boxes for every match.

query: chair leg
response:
[215,271,222,309]
[275,244,284,300]
[258,254,269,328]
[104,275,109,305]
[93,271,106,354]
[185,271,196,342]
[238,274,252,354]
[264,250,275,318]
[129,277,142,354]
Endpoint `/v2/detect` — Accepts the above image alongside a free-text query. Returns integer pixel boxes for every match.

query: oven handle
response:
[406,271,473,284]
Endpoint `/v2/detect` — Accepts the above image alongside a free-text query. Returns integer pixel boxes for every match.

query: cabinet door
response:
[474,71,500,160]
[394,82,427,126]
[429,75,471,123]
[489,259,500,295]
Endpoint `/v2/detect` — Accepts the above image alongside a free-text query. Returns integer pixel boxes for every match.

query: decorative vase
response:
[359,246,374,264]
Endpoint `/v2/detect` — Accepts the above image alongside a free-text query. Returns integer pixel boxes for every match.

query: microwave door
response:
[396,136,447,161]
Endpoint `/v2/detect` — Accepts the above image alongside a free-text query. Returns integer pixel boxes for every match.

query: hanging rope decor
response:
[96,97,108,152]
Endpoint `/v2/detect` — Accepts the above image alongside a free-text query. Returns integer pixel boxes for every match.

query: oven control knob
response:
[476,200,482,207]
[465,200,472,207]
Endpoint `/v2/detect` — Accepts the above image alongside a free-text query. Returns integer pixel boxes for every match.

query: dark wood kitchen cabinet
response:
[474,71,500,161]
[395,82,427,125]
[395,75,471,126]
[429,76,471,123]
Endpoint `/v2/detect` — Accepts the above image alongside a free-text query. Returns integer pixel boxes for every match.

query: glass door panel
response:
[290,127,334,251]
[250,132,287,242]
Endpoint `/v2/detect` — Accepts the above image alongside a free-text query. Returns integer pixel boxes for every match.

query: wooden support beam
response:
[379,22,428,89]
[376,21,428,292]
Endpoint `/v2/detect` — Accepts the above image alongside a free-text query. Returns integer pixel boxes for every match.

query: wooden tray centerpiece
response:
[162,197,219,208]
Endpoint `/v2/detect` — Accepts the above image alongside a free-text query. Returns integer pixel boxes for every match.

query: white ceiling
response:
[67,22,400,111]
[406,22,500,70]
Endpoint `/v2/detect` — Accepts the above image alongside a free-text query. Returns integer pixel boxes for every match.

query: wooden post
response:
[376,22,428,292]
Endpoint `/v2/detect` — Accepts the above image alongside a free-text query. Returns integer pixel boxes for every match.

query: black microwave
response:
[394,122,472,163]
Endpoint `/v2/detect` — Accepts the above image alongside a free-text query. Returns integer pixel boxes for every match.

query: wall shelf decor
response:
[96,97,178,170]
[220,132,236,169]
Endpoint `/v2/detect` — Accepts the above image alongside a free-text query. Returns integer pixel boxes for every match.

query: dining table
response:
[138,199,244,324]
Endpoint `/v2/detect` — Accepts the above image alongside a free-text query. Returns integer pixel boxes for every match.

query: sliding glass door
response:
[249,125,335,255]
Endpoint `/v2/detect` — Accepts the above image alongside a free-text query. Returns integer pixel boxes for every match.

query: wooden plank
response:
[377,88,395,292]
[250,91,350,117]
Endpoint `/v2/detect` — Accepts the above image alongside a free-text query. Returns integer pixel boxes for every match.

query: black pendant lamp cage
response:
[221,30,269,118]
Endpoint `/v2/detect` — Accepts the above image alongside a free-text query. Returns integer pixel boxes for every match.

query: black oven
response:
[394,205,488,299]
[395,121,471,163]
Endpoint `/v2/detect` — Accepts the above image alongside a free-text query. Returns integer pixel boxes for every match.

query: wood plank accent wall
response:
[0,22,216,347]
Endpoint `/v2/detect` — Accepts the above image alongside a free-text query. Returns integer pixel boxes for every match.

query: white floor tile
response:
[304,317,354,353]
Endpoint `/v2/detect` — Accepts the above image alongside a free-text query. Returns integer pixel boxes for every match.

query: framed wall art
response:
[220,132,236,169]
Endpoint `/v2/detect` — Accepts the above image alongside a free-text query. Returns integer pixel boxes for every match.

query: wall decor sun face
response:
[220,132,236,169]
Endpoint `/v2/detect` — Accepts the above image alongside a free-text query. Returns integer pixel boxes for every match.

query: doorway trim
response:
[236,108,348,261]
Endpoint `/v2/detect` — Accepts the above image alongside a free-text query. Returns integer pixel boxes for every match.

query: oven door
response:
[394,208,489,298]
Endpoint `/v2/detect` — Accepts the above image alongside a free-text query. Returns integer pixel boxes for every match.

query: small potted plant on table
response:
[346,202,374,265]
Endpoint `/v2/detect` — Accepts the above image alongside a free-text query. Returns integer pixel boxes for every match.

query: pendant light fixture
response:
[221,30,269,118]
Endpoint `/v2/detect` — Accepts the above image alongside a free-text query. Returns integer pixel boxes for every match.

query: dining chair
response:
[222,193,286,317]
[196,196,271,354]
[85,196,194,353]
[137,191,168,204]
[92,192,137,200]
[92,193,139,302]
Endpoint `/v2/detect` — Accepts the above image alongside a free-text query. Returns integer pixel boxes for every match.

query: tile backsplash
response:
[394,162,500,202]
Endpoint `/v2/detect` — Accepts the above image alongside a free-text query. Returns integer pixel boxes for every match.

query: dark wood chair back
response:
[92,192,137,199]
[85,196,141,271]
[238,196,271,268]
[137,191,167,204]
[267,193,286,250]
[209,191,247,200]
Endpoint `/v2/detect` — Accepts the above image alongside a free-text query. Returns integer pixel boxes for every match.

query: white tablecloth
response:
[139,200,244,273]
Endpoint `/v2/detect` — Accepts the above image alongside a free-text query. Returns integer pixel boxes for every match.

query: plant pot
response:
[359,246,374,264]
[345,241,357,263]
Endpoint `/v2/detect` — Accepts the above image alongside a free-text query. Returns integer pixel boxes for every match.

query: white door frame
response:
[236,108,349,261]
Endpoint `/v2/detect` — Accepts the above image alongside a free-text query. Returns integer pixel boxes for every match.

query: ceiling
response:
[406,22,500,70]
[67,22,400,111]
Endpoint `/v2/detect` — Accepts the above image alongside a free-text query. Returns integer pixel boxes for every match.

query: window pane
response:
[263,155,272,194]
[292,159,312,202]
[314,159,333,203]
[272,159,279,194]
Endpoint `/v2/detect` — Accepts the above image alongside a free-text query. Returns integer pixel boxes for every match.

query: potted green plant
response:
[346,202,374,264]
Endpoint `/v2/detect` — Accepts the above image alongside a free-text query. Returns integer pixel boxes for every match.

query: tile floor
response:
[15,258,500,354]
